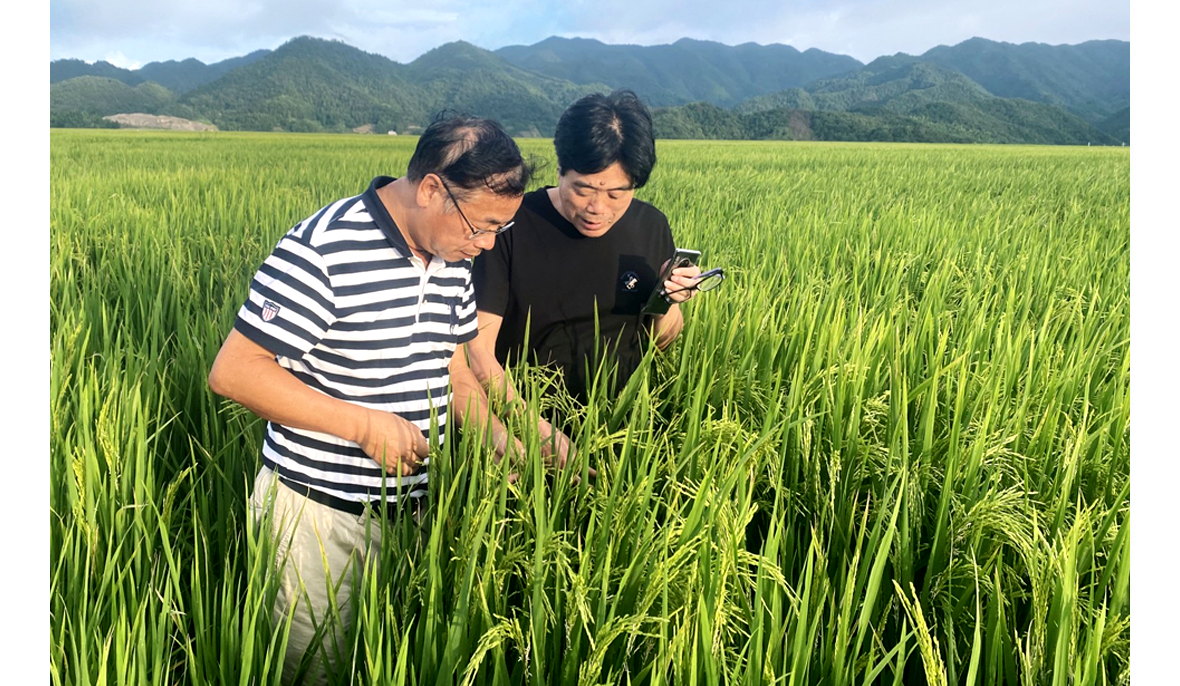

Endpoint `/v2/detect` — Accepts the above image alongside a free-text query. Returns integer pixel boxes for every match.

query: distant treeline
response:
[50,35,1130,145]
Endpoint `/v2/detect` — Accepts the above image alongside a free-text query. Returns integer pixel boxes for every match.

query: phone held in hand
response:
[642,248,701,316]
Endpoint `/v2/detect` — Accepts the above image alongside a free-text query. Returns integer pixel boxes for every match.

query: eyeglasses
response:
[662,267,725,302]
[440,178,514,239]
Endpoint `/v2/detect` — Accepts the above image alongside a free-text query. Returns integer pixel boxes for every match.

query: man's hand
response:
[662,263,704,304]
[491,426,526,463]
[489,428,525,485]
[355,408,429,476]
[537,417,574,469]
[537,417,597,479]
[649,262,700,350]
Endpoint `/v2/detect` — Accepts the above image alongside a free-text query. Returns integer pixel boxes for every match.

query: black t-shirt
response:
[473,187,676,402]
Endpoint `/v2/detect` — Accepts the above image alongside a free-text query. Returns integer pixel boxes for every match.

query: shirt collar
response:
[362,176,412,255]
[363,175,473,271]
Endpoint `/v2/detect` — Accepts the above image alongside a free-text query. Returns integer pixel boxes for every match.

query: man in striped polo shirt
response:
[208,115,532,684]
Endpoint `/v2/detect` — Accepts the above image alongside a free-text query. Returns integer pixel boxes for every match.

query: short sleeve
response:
[657,211,675,261]
[234,234,337,360]
[472,231,511,316]
[645,205,676,277]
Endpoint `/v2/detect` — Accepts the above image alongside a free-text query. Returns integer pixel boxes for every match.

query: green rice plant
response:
[51,131,1129,684]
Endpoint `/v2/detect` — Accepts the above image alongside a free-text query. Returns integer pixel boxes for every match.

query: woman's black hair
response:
[553,90,656,188]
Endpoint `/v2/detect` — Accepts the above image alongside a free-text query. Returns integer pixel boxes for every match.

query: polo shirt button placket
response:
[411,255,429,325]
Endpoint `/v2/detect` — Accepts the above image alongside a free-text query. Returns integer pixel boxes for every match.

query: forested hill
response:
[50,35,1130,144]
[672,57,1123,145]
[919,38,1129,124]
[174,37,602,135]
[51,50,271,94]
[494,37,864,107]
[51,38,604,135]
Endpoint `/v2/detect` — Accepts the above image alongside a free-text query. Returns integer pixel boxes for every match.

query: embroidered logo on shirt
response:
[620,271,639,292]
[262,300,281,322]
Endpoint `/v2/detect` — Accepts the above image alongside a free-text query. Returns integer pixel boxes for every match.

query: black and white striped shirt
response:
[234,176,478,503]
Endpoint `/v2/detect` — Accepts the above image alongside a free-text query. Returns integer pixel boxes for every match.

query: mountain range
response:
[50,35,1130,145]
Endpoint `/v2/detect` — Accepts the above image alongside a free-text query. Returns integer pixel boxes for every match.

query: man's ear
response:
[415,173,443,209]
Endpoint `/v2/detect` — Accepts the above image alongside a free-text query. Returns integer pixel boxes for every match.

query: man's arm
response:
[650,263,702,349]
[208,329,427,475]
[466,311,523,407]
[652,304,685,350]
[465,310,576,467]
[449,340,522,461]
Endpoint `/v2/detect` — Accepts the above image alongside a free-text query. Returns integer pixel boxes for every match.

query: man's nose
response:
[473,232,496,251]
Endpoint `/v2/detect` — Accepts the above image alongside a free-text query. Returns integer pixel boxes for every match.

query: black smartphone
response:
[642,248,701,315]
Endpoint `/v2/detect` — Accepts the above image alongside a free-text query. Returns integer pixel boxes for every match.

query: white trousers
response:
[249,467,421,685]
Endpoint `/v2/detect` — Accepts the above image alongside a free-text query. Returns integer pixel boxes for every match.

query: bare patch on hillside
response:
[103,113,218,131]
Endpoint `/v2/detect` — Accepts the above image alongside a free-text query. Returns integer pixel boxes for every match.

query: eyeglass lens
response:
[695,271,724,291]
[441,178,513,237]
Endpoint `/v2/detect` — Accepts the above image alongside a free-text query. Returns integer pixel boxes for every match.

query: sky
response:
[49,0,1130,69]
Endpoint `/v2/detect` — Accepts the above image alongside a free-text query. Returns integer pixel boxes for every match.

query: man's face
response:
[553,161,635,238]
[431,184,522,262]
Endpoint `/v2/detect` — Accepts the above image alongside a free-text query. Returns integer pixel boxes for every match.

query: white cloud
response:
[49,0,1130,66]
[528,0,1129,62]
[102,51,141,70]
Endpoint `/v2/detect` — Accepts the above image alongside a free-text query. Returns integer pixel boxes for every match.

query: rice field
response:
[49,130,1130,685]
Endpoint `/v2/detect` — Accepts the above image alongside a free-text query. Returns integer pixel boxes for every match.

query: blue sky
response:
[50,0,1129,68]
